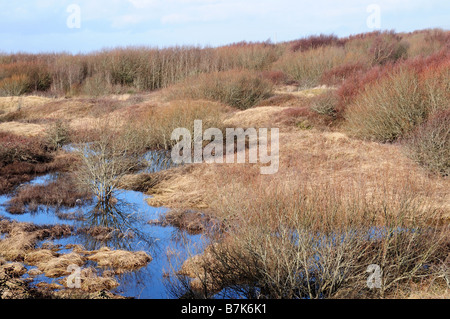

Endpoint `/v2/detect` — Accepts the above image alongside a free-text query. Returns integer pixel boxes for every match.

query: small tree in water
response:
[75,118,145,207]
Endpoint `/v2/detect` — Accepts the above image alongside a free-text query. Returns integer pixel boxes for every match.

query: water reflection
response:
[140,150,178,173]
[77,199,156,251]
[0,143,202,298]
[0,173,204,299]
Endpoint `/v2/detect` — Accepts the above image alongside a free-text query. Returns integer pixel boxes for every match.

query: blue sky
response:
[1,0,449,53]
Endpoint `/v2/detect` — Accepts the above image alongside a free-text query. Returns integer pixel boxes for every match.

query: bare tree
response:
[75,118,145,207]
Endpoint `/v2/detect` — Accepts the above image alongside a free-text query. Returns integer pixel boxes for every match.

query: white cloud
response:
[161,13,192,24]
[111,14,145,28]
[128,0,159,8]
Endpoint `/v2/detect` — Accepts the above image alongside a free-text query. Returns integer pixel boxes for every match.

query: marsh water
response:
[0,150,205,299]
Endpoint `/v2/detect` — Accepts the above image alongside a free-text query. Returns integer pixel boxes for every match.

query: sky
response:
[0,0,449,53]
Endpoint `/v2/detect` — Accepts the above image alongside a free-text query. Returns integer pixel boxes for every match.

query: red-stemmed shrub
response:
[320,62,368,86]
[289,34,344,52]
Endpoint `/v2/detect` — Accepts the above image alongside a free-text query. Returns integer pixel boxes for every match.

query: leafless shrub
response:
[274,46,346,88]
[344,69,428,142]
[310,90,339,118]
[74,118,146,205]
[170,70,273,110]
[169,179,449,299]
[403,109,450,176]
[144,100,227,150]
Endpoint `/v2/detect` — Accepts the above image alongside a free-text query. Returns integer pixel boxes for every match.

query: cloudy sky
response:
[1,0,449,53]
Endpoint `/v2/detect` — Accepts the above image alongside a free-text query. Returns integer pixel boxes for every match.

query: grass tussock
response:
[0,132,77,195]
[24,249,84,278]
[344,69,427,142]
[59,267,119,292]
[86,247,151,274]
[156,209,217,235]
[0,219,72,262]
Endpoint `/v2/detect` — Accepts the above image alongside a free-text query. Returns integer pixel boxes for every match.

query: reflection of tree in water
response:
[76,199,157,252]
[141,150,178,173]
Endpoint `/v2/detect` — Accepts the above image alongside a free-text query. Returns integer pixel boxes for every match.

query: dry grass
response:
[86,247,152,274]
[25,250,85,278]
[58,267,119,292]
[0,96,56,113]
[130,104,449,222]
[0,219,72,262]
[344,68,446,142]
[1,30,449,299]
[156,103,449,297]
[0,218,150,296]
[0,121,47,137]
[0,262,27,279]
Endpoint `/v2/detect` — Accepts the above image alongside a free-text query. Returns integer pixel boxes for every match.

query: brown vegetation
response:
[0,132,78,195]
[58,267,119,292]
[175,176,449,299]
[403,109,450,176]
[168,70,273,110]
[0,218,151,298]
[156,209,218,235]
[0,218,72,262]
[5,173,92,214]
[0,28,449,299]
[86,247,151,274]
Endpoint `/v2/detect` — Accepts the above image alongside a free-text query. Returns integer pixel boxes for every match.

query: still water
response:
[0,154,205,299]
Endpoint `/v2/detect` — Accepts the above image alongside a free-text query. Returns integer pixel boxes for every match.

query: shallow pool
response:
[0,172,205,299]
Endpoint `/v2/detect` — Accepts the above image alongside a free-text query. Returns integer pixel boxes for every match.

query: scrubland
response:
[0,29,449,299]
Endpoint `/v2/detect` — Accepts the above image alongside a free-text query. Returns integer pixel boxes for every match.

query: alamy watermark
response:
[366,264,383,289]
[66,264,81,288]
[171,120,279,175]
[366,4,381,30]
[66,4,81,29]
